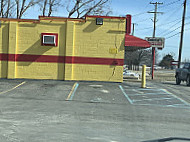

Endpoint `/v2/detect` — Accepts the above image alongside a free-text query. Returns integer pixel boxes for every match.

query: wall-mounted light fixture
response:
[96,18,103,25]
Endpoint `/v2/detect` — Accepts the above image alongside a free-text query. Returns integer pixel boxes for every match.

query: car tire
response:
[186,75,190,86]
[176,75,181,85]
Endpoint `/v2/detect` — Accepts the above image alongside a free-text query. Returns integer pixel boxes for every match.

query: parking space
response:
[0,79,190,142]
[0,79,74,101]
[0,79,189,109]
[119,85,190,108]
[72,82,128,104]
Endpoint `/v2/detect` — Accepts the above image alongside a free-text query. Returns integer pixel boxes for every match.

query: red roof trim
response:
[86,15,126,19]
[125,35,151,48]
[39,16,84,20]
[0,14,126,23]
[0,17,39,23]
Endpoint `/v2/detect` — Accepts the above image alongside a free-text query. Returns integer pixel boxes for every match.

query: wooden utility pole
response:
[178,0,187,68]
[148,2,163,79]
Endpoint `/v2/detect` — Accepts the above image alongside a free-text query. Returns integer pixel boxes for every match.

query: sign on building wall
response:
[145,37,165,50]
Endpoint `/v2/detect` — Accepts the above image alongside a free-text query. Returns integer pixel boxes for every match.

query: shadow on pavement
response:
[142,137,190,142]
[162,82,189,87]
[162,82,177,85]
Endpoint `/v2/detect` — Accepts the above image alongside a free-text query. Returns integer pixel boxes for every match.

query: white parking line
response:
[119,85,133,104]
[133,97,175,102]
[119,87,190,108]
[66,82,79,101]
[161,89,189,105]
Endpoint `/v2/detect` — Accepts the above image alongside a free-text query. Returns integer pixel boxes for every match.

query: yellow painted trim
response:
[0,81,26,95]
[66,82,78,100]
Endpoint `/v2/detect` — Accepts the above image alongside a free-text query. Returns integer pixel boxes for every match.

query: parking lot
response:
[0,79,190,142]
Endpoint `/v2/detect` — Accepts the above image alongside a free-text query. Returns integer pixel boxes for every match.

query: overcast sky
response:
[26,0,190,61]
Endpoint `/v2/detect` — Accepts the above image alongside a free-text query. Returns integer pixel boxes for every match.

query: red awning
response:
[125,35,151,49]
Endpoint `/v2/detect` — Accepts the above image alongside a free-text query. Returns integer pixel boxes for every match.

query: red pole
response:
[152,47,155,79]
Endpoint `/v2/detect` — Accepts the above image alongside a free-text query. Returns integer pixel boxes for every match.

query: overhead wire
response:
[165,32,181,39]
[157,19,182,35]
[158,0,182,9]
[162,22,190,37]
[165,26,190,39]
[134,1,184,32]
[133,0,182,17]
[157,3,183,24]
[136,18,184,31]
[133,0,189,39]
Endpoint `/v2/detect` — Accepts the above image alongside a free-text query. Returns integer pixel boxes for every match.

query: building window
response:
[41,33,58,46]
[96,18,103,25]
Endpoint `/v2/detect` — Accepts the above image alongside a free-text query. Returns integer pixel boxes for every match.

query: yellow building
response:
[0,15,128,82]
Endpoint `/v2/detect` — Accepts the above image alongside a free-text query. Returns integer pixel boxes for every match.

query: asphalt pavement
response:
[0,79,190,142]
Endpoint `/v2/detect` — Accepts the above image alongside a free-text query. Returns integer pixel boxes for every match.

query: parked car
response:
[123,70,140,79]
[154,65,162,70]
[175,63,190,86]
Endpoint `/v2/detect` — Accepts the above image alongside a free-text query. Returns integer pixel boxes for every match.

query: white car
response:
[123,70,140,79]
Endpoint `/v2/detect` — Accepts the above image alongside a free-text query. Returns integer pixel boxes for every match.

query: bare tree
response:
[66,0,111,18]
[41,0,60,16]
[125,49,153,66]
[15,0,41,19]
[0,0,4,17]
[0,0,15,18]
[42,0,47,16]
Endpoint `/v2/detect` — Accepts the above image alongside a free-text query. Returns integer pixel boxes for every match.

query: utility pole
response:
[148,2,163,79]
[132,23,138,36]
[178,0,187,68]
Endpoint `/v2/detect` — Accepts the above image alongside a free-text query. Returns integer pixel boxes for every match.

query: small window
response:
[96,18,103,25]
[41,33,58,46]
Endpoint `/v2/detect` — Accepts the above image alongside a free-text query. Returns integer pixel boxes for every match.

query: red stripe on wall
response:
[0,53,124,66]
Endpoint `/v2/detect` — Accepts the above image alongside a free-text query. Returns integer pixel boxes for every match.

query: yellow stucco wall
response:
[16,21,66,80]
[0,21,9,78]
[0,16,126,82]
[69,17,125,82]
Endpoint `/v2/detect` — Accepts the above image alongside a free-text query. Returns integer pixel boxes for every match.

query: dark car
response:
[175,63,190,86]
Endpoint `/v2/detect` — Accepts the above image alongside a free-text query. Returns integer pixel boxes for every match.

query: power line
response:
[158,20,182,35]
[158,4,183,24]
[136,16,190,31]
[165,26,190,39]
[133,0,182,17]
[158,0,182,9]
[135,5,186,31]
[135,18,151,23]
[162,26,181,36]
[165,32,181,39]
[161,22,190,37]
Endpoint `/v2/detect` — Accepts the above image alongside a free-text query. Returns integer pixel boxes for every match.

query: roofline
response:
[86,15,126,19]
[0,17,39,23]
[0,14,128,23]
[39,16,84,20]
